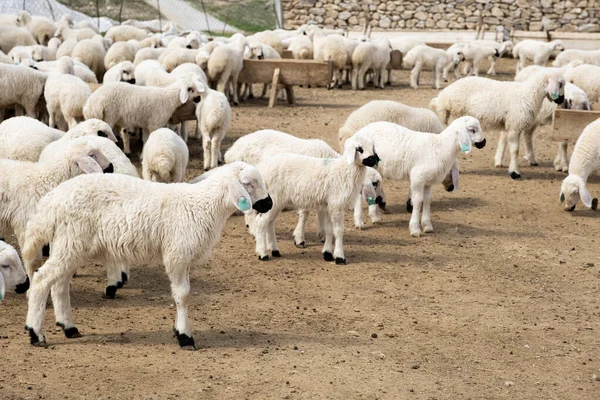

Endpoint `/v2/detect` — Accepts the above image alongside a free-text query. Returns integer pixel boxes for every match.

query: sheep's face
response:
[560,175,597,211]
[250,44,264,60]
[455,116,485,152]
[185,34,200,49]
[0,245,29,298]
[545,75,566,105]
[69,140,112,174]
[344,133,379,167]
[553,41,565,52]
[179,79,205,104]
[363,167,384,207]
[235,166,272,214]
[31,46,45,62]
[120,63,135,84]
[75,119,117,142]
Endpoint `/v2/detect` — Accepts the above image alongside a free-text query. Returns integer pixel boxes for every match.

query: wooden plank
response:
[281,49,294,59]
[268,68,281,108]
[552,109,600,143]
[238,59,332,86]
[285,85,295,104]
[388,49,403,70]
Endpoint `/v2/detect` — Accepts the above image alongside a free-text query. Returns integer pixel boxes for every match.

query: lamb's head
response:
[250,43,264,60]
[565,83,591,111]
[363,167,384,208]
[452,116,485,152]
[118,61,136,84]
[448,47,465,65]
[31,45,46,62]
[544,74,566,105]
[70,119,117,142]
[344,132,380,167]
[499,41,513,55]
[66,138,114,174]
[237,164,272,213]
[195,50,210,70]
[16,11,32,27]
[552,40,565,52]
[176,77,206,104]
[185,32,201,49]
[0,241,29,300]
[560,175,598,211]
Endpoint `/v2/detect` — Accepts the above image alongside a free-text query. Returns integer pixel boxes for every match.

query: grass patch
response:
[186,0,275,33]
[57,0,161,22]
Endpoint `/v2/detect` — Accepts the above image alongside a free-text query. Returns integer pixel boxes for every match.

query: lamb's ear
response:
[343,140,356,165]
[228,181,252,212]
[73,155,103,174]
[452,166,460,192]
[458,127,472,153]
[579,180,592,208]
[194,80,205,93]
[179,86,189,104]
[0,272,5,302]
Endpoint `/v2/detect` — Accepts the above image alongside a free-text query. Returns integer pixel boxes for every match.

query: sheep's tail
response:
[151,155,173,182]
[22,211,55,279]
[429,97,449,125]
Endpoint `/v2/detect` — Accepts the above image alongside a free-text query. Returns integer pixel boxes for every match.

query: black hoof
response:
[307,85,312,88]
[121,271,128,284]
[104,285,117,299]
[233,101,239,106]
[64,327,82,339]
[28,328,46,347]
[323,251,334,262]
[116,280,124,289]
[592,198,598,210]
[510,171,521,180]
[248,93,254,99]
[406,199,413,213]
[42,244,50,257]
[176,333,197,350]
[271,250,281,257]
[259,255,269,261]
[294,241,306,248]
[335,257,346,265]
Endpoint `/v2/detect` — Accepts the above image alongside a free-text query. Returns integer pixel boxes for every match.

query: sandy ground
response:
[1,58,600,400]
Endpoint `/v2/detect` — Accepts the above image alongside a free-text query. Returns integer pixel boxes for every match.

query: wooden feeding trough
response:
[552,108,600,144]
[238,58,333,108]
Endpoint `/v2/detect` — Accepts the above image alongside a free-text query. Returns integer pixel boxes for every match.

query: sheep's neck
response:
[569,136,600,182]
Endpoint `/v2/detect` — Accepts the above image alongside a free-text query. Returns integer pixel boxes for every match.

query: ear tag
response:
[560,193,565,203]
[238,197,251,211]
[551,92,559,100]
[461,144,470,153]
[367,196,376,205]
[454,60,459,65]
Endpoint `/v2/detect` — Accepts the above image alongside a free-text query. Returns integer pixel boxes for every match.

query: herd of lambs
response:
[1,11,600,350]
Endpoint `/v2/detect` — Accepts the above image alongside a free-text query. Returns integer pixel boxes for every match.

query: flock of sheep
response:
[0,10,599,350]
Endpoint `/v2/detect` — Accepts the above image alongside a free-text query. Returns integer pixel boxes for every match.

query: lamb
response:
[138,35,163,49]
[288,35,313,59]
[246,30,284,55]
[0,240,29,301]
[22,162,272,349]
[53,19,96,41]
[402,45,463,89]
[311,28,348,89]
[141,128,189,183]
[355,117,485,237]
[83,76,205,154]
[446,42,499,78]
[71,35,110,81]
[430,72,566,178]
[244,132,379,263]
[133,46,166,66]
[512,39,564,74]
[16,11,56,46]
[389,36,425,55]
[158,48,200,72]
[207,33,246,105]
[0,117,116,162]
[33,38,61,61]
[195,87,231,169]
[564,63,600,103]
[553,48,600,67]
[103,60,136,83]
[351,38,392,90]
[104,40,138,70]
[55,38,78,59]
[166,31,203,49]
[470,40,513,75]
[0,137,112,252]
[559,118,600,212]
[0,25,36,54]
[243,42,282,99]
[105,25,149,42]
[0,63,48,121]
[27,57,98,83]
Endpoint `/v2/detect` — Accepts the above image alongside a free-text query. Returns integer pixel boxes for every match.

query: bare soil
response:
[1,58,600,400]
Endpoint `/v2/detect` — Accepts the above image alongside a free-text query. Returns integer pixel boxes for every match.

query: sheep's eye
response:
[356,147,364,153]
[1,264,9,269]
[188,87,193,92]
[559,82,563,88]
[372,181,379,187]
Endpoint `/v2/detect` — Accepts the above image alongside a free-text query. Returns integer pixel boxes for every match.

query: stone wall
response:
[282,0,600,32]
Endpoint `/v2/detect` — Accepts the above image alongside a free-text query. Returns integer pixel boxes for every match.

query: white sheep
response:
[28,57,99,83]
[288,35,313,59]
[104,40,138,70]
[133,46,166,66]
[105,25,149,42]
[0,240,29,301]
[564,63,600,103]
[311,28,347,89]
[243,42,282,99]
[430,73,566,178]
[0,63,48,121]
[351,38,392,90]
[244,132,379,263]
[22,162,272,349]
[355,117,485,236]
[246,30,284,55]
[83,76,205,154]
[71,35,109,81]
[470,40,513,75]
[16,11,56,46]
[103,60,136,83]
[55,38,78,59]
[158,48,200,72]
[195,88,231,170]
[513,39,564,74]
[33,38,61,61]
[403,45,463,89]
[207,33,246,105]
[553,48,600,67]
[53,19,96,41]
[446,42,499,78]
[0,25,36,54]
[167,31,202,50]
[559,118,600,212]
[141,128,189,183]
[389,36,425,55]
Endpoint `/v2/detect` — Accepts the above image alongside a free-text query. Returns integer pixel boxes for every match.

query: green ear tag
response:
[551,92,559,100]
[367,196,376,205]
[237,196,251,211]
[461,144,470,153]
[454,60,459,65]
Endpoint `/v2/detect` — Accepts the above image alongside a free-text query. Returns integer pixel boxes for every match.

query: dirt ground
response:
[2,58,600,400]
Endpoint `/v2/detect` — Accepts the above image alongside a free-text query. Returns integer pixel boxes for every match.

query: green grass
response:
[186,0,276,33]
[57,0,161,23]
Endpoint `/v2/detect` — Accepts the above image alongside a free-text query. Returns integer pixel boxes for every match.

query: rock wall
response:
[282,0,600,32]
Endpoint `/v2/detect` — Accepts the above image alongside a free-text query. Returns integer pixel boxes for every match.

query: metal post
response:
[118,0,125,24]
[45,0,55,21]
[95,0,100,30]
[157,0,162,34]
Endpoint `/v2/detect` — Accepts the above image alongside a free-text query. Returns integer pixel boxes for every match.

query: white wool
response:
[207,33,246,105]
[195,88,231,170]
[403,45,463,89]
[351,38,391,90]
[141,128,189,183]
[512,39,564,74]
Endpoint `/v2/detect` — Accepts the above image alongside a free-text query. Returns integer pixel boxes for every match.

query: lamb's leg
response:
[507,130,522,179]
[293,210,308,248]
[66,116,78,130]
[120,263,130,285]
[387,68,392,85]
[358,65,369,90]
[255,212,272,260]
[104,262,124,299]
[494,131,508,168]
[266,220,280,258]
[166,263,195,350]
[368,203,381,223]
[321,210,334,261]
[230,74,240,106]
[434,66,442,89]
[379,67,386,89]
[487,56,496,75]
[523,127,538,166]
[330,209,346,264]
[409,181,424,237]
[317,208,327,242]
[120,128,131,155]
[353,192,364,229]
[180,122,188,143]
[443,63,451,82]
[210,136,220,170]
[421,185,434,233]
[51,274,81,338]
[351,67,358,90]
[406,187,413,212]
[554,142,569,172]
[260,83,268,98]
[202,133,211,170]
[472,59,480,76]
[410,62,422,89]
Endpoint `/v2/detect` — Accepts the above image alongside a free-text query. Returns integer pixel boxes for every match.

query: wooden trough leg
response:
[269,68,281,108]
[285,85,295,105]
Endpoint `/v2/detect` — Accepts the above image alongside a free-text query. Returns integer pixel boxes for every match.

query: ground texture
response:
[1,58,599,400]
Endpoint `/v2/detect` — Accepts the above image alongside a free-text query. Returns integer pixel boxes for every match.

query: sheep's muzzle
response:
[15,277,30,294]
[474,139,486,149]
[253,195,273,213]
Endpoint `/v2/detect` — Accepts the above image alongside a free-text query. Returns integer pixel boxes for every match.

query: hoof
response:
[335,257,346,265]
[42,244,50,257]
[233,101,239,106]
[510,171,521,180]
[258,255,269,261]
[121,272,128,284]
[271,250,281,257]
[64,327,82,339]
[294,241,306,248]
[593,198,598,210]
[323,251,334,262]
[410,232,421,238]
[406,199,413,213]
[104,285,117,299]
[176,332,197,350]
[248,93,254,99]
[116,280,124,289]
[28,328,46,347]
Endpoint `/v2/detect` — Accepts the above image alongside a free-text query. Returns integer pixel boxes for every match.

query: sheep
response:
[138,35,163,49]
[53,20,96,41]
[354,117,485,237]
[44,57,92,130]
[103,60,136,83]
[105,25,149,42]
[243,42,282,99]
[402,45,463,90]
[33,38,61,61]
[311,29,347,89]
[514,60,583,82]
[430,72,566,179]
[0,240,30,301]
[133,46,166,66]
[195,88,231,170]
[470,40,513,75]
[104,40,138,70]
[16,11,56,46]
[22,161,272,349]
[0,117,116,162]
[0,63,48,121]
[207,33,246,105]
[553,49,600,67]
[71,35,109,81]
[0,25,36,54]
[351,38,392,90]
[559,118,600,212]
[389,36,425,55]
[247,31,284,55]
[0,137,112,252]
[564,63,600,103]
[141,128,189,183]
[288,35,313,59]
[244,132,379,263]
[512,39,565,74]
[83,76,205,154]
[8,45,36,64]
[30,57,99,83]
[158,48,203,72]
[446,42,500,78]
[0,50,11,64]
[167,31,202,50]
[56,38,78,59]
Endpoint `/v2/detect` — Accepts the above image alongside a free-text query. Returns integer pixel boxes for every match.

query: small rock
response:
[347,330,360,337]
[371,333,378,338]
[592,374,600,381]
[505,380,515,387]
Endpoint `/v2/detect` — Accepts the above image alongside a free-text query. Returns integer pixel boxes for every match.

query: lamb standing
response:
[512,39,564,74]
[195,87,231,170]
[402,45,463,89]
[142,128,189,183]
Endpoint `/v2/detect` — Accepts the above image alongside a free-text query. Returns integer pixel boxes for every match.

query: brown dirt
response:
[2,58,600,400]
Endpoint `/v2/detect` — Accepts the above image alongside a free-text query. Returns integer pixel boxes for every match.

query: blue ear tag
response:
[237,196,251,211]
[454,60,459,65]
[461,144,470,153]
[551,92,559,100]
[367,196,376,205]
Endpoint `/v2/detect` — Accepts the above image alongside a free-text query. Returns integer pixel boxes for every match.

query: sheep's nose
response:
[566,204,576,212]
[258,55,264,60]
[127,78,136,84]
[193,96,201,103]
[446,184,455,192]
[103,163,114,173]
[474,138,486,149]
[186,45,192,49]
[362,155,378,167]
[15,276,30,294]
[252,195,273,213]
[554,95,565,105]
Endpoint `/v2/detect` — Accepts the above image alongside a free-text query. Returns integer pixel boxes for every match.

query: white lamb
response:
[512,39,565,74]
[402,45,463,89]
[351,38,392,90]
[0,25,36,54]
[22,162,272,349]
[55,38,77,59]
[103,60,136,83]
[0,63,48,121]
[104,40,138,70]
[141,128,189,183]
[133,47,166,66]
[195,88,231,170]
[246,30,284,55]
[16,11,56,46]
[553,49,600,67]
[105,25,149,42]
[53,20,96,41]
[446,42,499,78]
[311,28,347,89]
[71,35,110,81]
[207,33,246,105]
[430,73,566,178]
[244,132,379,263]
[559,118,600,212]
[564,63,600,103]
[469,40,513,75]
[158,48,200,72]
[0,240,29,301]
[355,117,485,237]
[288,35,313,59]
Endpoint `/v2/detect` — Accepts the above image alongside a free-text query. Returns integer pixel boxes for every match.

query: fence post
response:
[95,0,100,30]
